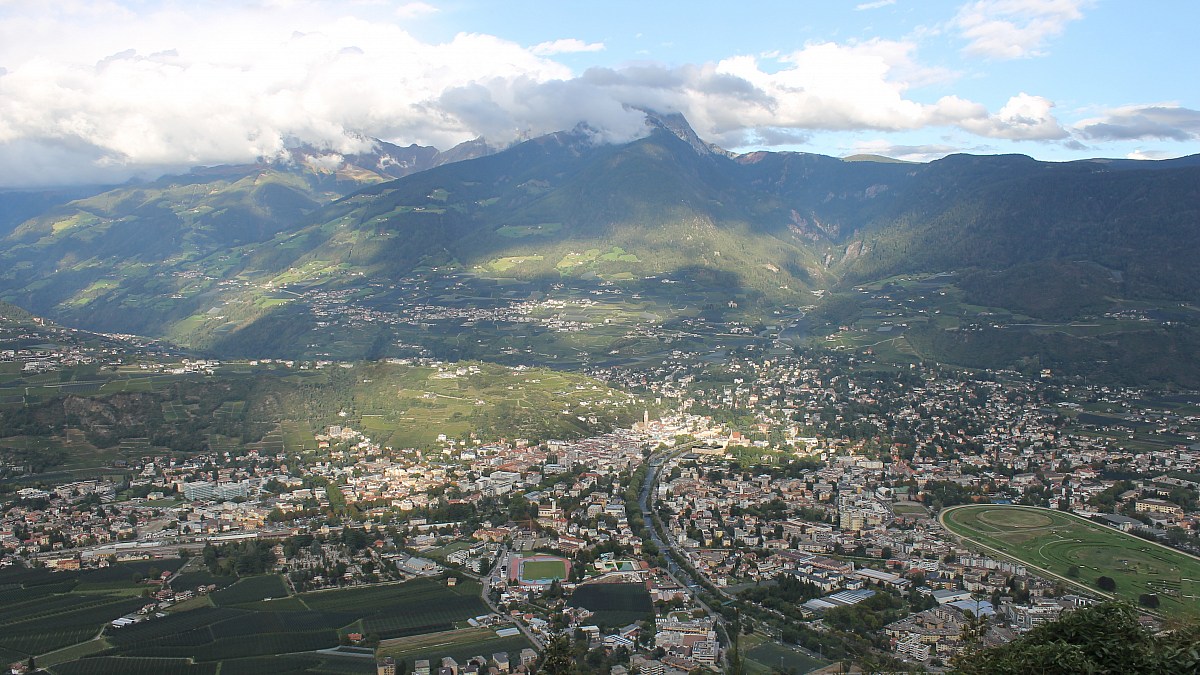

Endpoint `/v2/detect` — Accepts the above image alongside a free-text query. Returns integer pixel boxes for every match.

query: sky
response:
[1,0,1198,187]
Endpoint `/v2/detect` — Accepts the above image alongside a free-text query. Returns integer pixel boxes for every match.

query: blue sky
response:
[0,0,1197,186]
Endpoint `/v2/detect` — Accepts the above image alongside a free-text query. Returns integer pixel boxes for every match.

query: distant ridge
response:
[840,154,918,164]
[0,112,1197,377]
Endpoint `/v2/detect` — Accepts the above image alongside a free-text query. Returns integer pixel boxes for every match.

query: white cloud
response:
[0,5,573,184]
[953,0,1090,59]
[530,38,605,56]
[303,152,345,171]
[692,42,1056,146]
[848,140,964,162]
[1125,149,1171,160]
[394,2,439,19]
[0,2,1075,186]
[956,92,1068,139]
[1075,104,1200,141]
[855,0,896,10]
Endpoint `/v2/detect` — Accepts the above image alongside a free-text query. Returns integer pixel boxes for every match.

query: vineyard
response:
[568,583,653,629]
[0,564,491,674]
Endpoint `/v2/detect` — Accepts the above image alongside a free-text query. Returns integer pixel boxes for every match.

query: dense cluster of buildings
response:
[3,313,1199,674]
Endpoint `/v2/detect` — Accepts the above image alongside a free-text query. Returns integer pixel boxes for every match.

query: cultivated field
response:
[303,578,487,640]
[567,583,653,628]
[941,504,1200,620]
[210,574,290,606]
[376,626,530,665]
[0,564,490,673]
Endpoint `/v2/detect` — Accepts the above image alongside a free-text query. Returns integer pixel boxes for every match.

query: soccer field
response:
[942,504,1200,620]
[520,559,568,582]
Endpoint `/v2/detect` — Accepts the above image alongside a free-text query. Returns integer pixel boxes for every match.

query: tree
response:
[960,610,989,649]
[1137,593,1159,609]
[952,602,1200,675]
[539,633,572,675]
[1096,575,1116,592]
[1066,565,1080,578]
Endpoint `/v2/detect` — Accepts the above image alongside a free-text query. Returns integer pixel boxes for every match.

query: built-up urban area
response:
[1,337,1198,675]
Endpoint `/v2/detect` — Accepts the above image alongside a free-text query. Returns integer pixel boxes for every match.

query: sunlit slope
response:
[0,112,1197,363]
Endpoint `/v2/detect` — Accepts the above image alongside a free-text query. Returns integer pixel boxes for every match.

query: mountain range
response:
[1,112,1198,383]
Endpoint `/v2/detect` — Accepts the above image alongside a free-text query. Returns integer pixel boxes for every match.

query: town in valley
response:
[2,314,1197,674]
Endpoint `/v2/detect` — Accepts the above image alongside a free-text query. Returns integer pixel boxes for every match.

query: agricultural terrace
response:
[509,555,570,588]
[941,505,1200,620]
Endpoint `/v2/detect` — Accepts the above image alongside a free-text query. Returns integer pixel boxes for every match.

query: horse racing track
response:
[941,504,1200,620]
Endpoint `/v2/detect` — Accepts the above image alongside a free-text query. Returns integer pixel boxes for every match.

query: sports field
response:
[942,505,1200,620]
[740,634,828,675]
[518,558,569,584]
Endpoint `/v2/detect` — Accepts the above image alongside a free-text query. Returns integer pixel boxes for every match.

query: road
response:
[638,442,733,667]
[479,546,544,650]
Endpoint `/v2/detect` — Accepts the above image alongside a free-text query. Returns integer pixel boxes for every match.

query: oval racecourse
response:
[940,504,1200,621]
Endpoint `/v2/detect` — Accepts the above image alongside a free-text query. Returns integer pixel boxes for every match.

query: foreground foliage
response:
[952,602,1200,674]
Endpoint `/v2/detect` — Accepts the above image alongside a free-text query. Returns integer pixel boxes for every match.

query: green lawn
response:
[942,505,1200,620]
[519,560,567,583]
[742,634,828,675]
[891,501,928,516]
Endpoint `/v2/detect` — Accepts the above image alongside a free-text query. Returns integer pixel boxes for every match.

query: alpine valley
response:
[3,112,1200,385]
[4,109,1200,675]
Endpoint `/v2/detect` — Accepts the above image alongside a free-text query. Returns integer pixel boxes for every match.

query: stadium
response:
[508,554,571,589]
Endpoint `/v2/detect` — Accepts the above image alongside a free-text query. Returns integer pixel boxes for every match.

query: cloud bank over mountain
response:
[0,1,1193,186]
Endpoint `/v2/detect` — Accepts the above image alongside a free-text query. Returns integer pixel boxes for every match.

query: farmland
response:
[0,564,494,673]
[210,574,291,606]
[305,578,488,640]
[0,561,187,662]
[376,626,531,665]
[1,358,640,491]
[567,583,653,629]
[941,505,1200,620]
